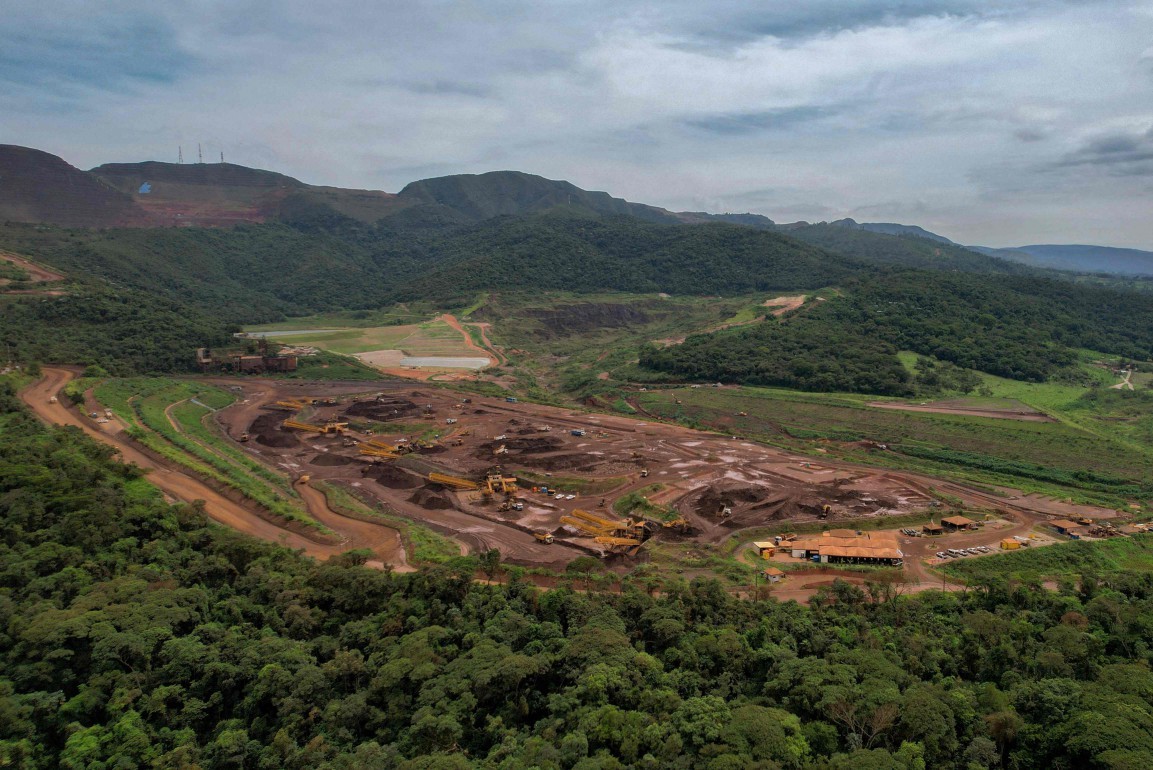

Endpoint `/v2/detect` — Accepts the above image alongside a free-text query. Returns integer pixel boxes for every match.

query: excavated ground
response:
[205,377,1120,569]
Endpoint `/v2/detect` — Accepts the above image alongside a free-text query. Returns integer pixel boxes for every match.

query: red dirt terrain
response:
[20,368,411,570]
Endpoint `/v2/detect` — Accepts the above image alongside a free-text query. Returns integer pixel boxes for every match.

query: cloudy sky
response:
[2,0,1151,247]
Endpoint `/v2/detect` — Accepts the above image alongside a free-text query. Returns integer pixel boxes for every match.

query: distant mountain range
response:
[1,143,1148,276]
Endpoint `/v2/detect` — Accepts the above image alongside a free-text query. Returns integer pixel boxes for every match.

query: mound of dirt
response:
[516,453,599,472]
[408,488,454,510]
[308,453,352,466]
[695,484,772,516]
[369,465,424,489]
[249,413,300,448]
[474,436,564,459]
[417,444,448,455]
[343,398,419,422]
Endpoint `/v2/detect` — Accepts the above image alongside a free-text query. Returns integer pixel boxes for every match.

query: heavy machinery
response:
[364,439,401,452]
[485,473,518,496]
[283,419,349,435]
[269,398,314,411]
[534,532,554,544]
[594,536,643,555]
[296,474,311,485]
[238,432,250,442]
[359,446,399,459]
[428,472,479,490]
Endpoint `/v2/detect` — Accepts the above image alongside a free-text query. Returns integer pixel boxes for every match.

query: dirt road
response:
[19,368,409,569]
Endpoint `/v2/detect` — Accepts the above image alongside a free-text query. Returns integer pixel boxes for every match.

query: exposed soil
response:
[343,398,419,421]
[309,453,352,467]
[409,488,455,510]
[368,465,425,489]
[249,413,300,447]
[528,303,652,338]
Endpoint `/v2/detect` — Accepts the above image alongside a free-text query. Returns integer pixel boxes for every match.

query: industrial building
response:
[942,515,977,531]
[789,530,903,566]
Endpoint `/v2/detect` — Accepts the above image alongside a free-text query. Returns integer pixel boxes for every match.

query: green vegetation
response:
[613,484,676,520]
[0,259,31,281]
[316,481,460,564]
[11,376,1153,767]
[94,377,331,535]
[280,349,383,380]
[943,534,1153,583]
[636,385,1153,508]
[642,271,1153,394]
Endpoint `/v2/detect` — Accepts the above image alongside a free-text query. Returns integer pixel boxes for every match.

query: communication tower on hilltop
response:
[178,146,183,164]
[220,152,225,164]
[198,143,203,163]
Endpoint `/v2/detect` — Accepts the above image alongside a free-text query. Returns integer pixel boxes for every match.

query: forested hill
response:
[641,271,1153,394]
[5,382,1153,769]
[392,213,862,301]
[781,223,1030,274]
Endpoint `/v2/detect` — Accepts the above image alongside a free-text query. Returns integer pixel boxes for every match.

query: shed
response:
[922,523,944,535]
[942,515,976,531]
[763,567,785,583]
[752,541,776,558]
[1049,519,1080,535]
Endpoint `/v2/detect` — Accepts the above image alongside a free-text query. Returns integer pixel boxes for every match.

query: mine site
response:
[186,375,1121,579]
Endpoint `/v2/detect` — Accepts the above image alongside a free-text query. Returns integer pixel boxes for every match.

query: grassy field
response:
[94,378,332,535]
[244,317,477,358]
[635,384,1152,507]
[942,533,1153,583]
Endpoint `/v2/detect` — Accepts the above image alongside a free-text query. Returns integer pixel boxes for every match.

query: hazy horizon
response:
[3,0,1151,249]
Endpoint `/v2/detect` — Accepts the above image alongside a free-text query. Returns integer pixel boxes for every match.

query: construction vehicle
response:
[534,532,554,544]
[594,536,643,555]
[536,425,552,432]
[283,419,349,435]
[819,504,831,519]
[269,398,312,411]
[428,472,479,490]
[238,432,250,442]
[296,474,311,485]
[359,445,399,459]
[445,418,457,424]
[48,395,58,404]
[571,429,586,437]
[485,473,518,496]
[640,469,649,478]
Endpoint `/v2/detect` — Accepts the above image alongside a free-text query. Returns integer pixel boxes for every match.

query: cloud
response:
[0,0,1151,247]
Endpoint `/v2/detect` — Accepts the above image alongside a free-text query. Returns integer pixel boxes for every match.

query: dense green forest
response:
[3,206,1153,384]
[0,287,234,374]
[5,383,1153,769]
[780,224,1029,275]
[641,271,1153,392]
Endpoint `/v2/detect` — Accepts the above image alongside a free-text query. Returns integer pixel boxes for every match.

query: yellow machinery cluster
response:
[559,509,647,539]
[428,472,480,490]
[485,473,518,496]
[283,419,349,435]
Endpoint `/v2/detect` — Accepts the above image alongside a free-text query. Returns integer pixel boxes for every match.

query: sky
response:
[1,0,1151,248]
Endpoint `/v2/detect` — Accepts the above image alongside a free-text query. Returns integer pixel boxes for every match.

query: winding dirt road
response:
[19,368,410,570]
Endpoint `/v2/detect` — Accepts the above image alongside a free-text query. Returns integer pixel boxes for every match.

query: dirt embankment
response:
[19,368,409,569]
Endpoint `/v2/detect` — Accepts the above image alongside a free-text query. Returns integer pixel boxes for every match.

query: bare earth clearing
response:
[24,368,1121,595]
